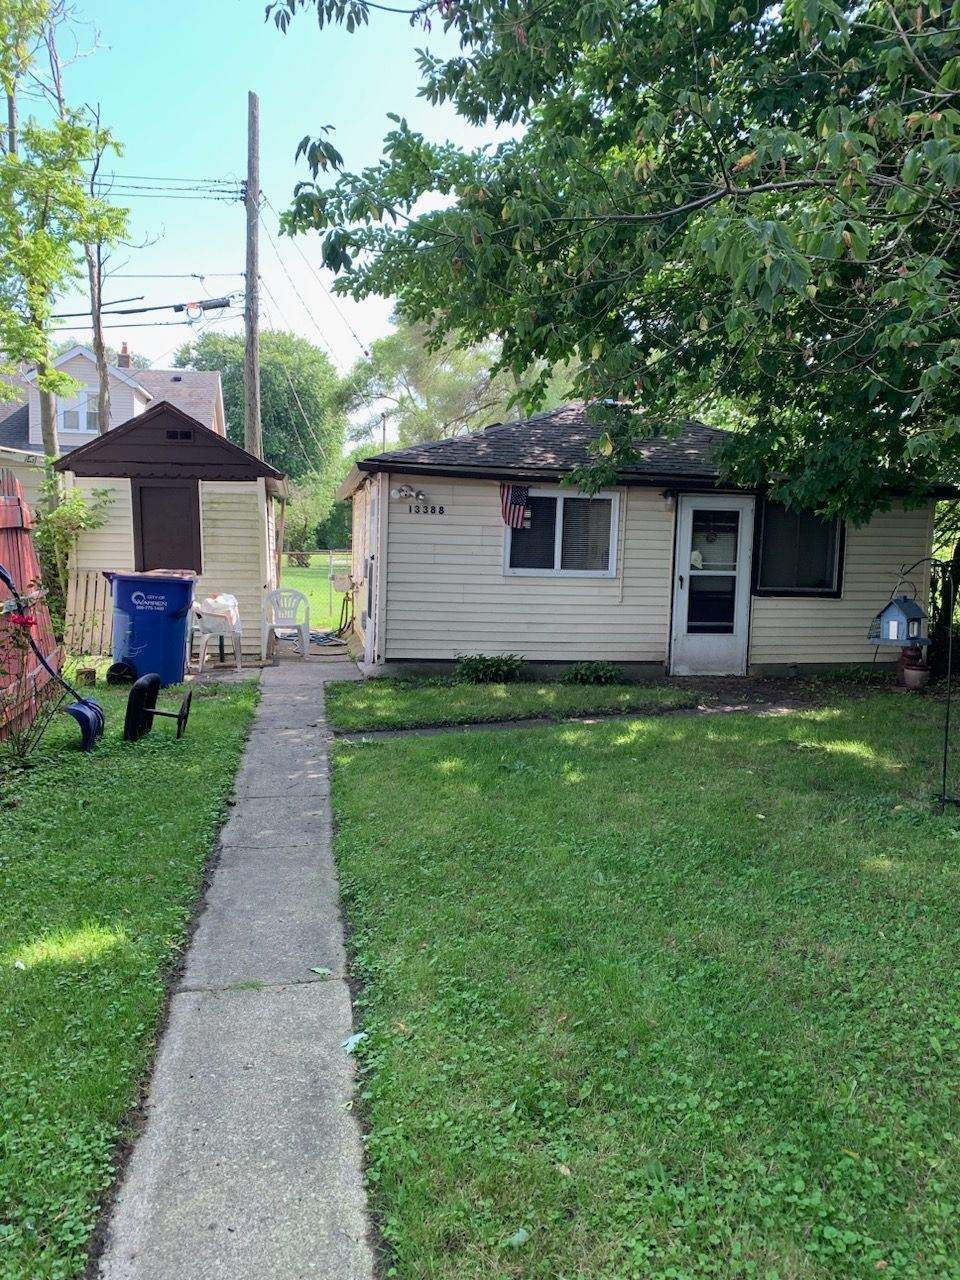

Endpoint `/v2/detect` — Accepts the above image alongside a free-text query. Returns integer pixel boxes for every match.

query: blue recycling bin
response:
[106,572,195,686]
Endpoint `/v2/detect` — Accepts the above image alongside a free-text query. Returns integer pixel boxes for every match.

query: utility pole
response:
[244,90,262,459]
[381,411,387,451]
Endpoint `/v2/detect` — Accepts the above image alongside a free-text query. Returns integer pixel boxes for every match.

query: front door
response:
[670,495,754,675]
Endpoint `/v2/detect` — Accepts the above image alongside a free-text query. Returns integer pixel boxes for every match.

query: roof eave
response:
[337,464,365,501]
[355,457,730,489]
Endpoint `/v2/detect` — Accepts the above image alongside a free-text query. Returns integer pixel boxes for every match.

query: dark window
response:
[756,501,841,595]
[166,428,193,441]
[509,496,556,569]
[508,494,615,573]
[561,498,612,571]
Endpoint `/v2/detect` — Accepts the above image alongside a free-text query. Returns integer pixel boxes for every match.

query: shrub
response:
[32,465,112,639]
[454,653,526,683]
[562,660,621,685]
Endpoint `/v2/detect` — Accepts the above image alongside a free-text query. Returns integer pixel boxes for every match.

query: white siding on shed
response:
[71,478,135,571]
[383,476,674,662]
[748,502,935,667]
[196,480,269,660]
[66,476,271,662]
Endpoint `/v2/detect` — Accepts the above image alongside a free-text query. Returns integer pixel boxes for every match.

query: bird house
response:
[868,595,929,646]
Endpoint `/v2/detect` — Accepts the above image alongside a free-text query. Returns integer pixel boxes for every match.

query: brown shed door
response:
[134,481,202,572]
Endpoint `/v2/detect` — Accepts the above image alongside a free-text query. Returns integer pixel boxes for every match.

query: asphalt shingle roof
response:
[136,369,221,429]
[0,401,31,451]
[356,404,728,484]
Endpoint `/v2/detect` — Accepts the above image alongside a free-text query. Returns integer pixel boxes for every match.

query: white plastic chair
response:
[193,595,243,674]
[262,588,310,661]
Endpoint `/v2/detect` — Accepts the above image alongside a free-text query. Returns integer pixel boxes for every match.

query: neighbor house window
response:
[755,500,843,595]
[505,490,619,577]
[57,390,99,433]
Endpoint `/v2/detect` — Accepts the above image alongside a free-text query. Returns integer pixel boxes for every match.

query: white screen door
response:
[670,495,754,675]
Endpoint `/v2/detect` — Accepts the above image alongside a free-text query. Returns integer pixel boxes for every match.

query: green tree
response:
[351,318,574,446]
[315,442,378,548]
[0,1,126,464]
[175,329,349,481]
[275,0,960,522]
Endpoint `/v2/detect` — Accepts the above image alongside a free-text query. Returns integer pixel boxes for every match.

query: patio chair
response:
[193,594,243,674]
[262,588,310,661]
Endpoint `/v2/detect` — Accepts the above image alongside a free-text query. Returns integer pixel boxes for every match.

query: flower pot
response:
[903,664,929,690]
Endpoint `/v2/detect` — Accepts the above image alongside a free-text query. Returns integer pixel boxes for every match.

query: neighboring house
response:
[0,342,226,456]
[0,342,227,517]
[339,404,944,676]
[54,401,287,663]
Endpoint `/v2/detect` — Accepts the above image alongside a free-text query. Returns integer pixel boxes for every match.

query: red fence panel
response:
[0,469,61,742]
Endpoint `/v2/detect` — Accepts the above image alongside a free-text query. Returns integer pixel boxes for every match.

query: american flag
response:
[500,483,529,528]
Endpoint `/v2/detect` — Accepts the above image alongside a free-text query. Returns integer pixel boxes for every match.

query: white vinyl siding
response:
[70,478,135,571]
[748,502,935,667]
[195,480,270,660]
[28,353,148,451]
[0,453,45,512]
[384,477,673,662]
[66,475,273,661]
[351,481,371,644]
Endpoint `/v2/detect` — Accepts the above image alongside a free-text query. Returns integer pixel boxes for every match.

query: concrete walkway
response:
[97,659,374,1280]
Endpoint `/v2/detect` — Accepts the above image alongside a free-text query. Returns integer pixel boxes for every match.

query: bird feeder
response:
[868,595,929,647]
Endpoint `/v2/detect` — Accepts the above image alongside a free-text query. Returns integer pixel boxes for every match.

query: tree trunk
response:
[36,361,62,507]
[85,241,111,432]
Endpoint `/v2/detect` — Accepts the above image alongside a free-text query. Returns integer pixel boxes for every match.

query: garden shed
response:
[54,401,287,662]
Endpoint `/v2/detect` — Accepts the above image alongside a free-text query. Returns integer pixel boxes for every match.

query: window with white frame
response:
[57,389,99,434]
[505,490,619,577]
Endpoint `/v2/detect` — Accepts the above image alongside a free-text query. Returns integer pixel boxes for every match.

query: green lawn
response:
[332,694,960,1279]
[325,677,707,732]
[0,681,257,1280]
[281,554,351,632]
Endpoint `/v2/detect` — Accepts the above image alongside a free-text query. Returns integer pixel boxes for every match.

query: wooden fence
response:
[0,469,60,742]
[64,569,113,656]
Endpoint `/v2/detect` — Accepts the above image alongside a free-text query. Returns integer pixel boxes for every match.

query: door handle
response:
[678,574,684,589]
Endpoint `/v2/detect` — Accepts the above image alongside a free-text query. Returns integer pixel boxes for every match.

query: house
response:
[54,401,286,663]
[0,343,227,506]
[338,404,941,676]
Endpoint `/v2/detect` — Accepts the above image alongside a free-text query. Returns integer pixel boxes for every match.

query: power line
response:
[258,212,342,368]
[259,283,333,468]
[111,272,246,280]
[52,295,144,317]
[263,195,369,359]
[98,172,242,186]
[49,311,243,333]
[151,309,241,367]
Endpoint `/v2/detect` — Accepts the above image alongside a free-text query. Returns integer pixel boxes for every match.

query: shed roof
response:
[349,404,728,493]
[54,401,286,496]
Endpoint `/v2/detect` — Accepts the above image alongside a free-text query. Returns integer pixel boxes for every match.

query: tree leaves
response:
[275,0,960,518]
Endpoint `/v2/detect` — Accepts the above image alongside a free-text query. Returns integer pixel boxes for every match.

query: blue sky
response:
[51,0,501,371]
